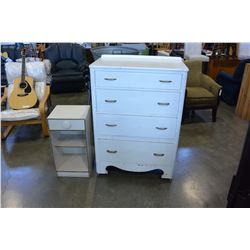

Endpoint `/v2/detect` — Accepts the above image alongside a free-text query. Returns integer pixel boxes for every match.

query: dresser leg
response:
[96,163,108,175]
[161,172,172,179]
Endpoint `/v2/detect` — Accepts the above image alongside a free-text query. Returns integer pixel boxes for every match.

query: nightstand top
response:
[48,105,90,120]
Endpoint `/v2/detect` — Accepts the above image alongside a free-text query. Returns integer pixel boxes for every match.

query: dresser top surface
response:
[90,55,189,71]
[48,105,90,120]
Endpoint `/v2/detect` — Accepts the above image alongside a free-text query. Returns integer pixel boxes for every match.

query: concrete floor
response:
[1,91,248,207]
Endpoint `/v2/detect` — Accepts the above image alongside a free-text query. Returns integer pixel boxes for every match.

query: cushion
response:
[1,108,40,121]
[55,60,78,70]
[186,87,217,106]
[1,82,47,121]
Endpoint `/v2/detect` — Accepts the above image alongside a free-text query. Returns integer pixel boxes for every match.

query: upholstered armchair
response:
[216,59,250,105]
[184,60,222,122]
[44,43,89,94]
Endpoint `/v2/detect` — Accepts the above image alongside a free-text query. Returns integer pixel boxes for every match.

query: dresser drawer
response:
[95,70,182,90]
[96,114,177,139]
[96,89,180,117]
[97,139,175,166]
[48,119,85,130]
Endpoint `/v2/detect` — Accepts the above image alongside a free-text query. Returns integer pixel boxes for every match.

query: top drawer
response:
[94,70,182,90]
[48,119,85,131]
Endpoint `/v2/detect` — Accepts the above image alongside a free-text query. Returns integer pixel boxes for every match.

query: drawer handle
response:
[155,127,168,130]
[105,99,117,103]
[153,153,165,157]
[157,102,170,106]
[159,80,172,83]
[104,77,117,81]
[106,150,118,154]
[61,121,71,129]
[105,124,117,127]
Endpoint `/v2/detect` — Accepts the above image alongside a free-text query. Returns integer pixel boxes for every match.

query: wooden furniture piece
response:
[207,57,240,80]
[90,55,188,179]
[1,85,50,139]
[227,123,250,207]
[236,64,250,120]
[47,105,93,177]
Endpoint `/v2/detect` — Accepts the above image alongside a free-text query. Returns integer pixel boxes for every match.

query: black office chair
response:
[44,43,89,94]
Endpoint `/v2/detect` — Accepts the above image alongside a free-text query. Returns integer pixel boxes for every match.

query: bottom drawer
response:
[97,139,176,166]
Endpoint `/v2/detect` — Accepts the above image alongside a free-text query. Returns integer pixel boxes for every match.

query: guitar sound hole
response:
[19,82,27,89]
[24,83,32,93]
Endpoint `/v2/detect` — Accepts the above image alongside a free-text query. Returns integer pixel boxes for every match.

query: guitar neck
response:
[21,51,26,82]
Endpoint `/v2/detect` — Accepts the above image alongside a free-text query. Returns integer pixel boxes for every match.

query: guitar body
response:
[9,76,38,110]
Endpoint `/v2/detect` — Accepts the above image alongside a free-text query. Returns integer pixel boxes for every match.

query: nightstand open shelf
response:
[51,130,87,148]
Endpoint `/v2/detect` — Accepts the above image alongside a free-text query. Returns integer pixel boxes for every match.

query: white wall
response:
[184,43,202,57]
[238,43,250,59]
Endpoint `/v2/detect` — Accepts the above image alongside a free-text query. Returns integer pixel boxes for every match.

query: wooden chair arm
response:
[1,87,8,105]
[39,85,50,115]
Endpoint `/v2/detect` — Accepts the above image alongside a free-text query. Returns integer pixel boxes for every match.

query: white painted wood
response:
[95,70,182,90]
[48,119,85,131]
[90,55,188,179]
[96,89,180,117]
[48,105,90,120]
[95,114,177,140]
[57,171,89,177]
[98,139,175,166]
[48,105,93,177]
[90,55,189,71]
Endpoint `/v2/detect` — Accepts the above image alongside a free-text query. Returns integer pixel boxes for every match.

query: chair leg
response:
[212,108,217,122]
[41,119,49,137]
[1,125,14,140]
[191,109,195,118]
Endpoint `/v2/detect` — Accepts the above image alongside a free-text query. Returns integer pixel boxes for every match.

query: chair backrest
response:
[233,58,250,81]
[44,43,87,69]
[184,60,203,87]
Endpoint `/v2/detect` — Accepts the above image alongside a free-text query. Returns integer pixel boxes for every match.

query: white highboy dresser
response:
[90,55,188,179]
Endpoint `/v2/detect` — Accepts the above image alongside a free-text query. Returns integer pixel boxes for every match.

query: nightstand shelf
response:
[51,130,87,147]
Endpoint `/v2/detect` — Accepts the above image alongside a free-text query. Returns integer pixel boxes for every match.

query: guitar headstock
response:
[21,47,26,57]
[19,43,37,58]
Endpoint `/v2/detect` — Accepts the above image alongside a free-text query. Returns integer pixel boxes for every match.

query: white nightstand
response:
[48,105,93,177]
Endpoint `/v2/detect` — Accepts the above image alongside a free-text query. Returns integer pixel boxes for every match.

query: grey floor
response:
[1,91,248,207]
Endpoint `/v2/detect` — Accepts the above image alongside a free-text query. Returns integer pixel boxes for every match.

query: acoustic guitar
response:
[8,48,38,110]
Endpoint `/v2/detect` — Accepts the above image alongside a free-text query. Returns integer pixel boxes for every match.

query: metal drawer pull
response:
[156,127,168,130]
[157,102,170,106]
[106,150,117,154]
[105,99,117,103]
[105,124,117,127]
[153,153,165,157]
[104,77,117,81]
[159,80,172,83]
